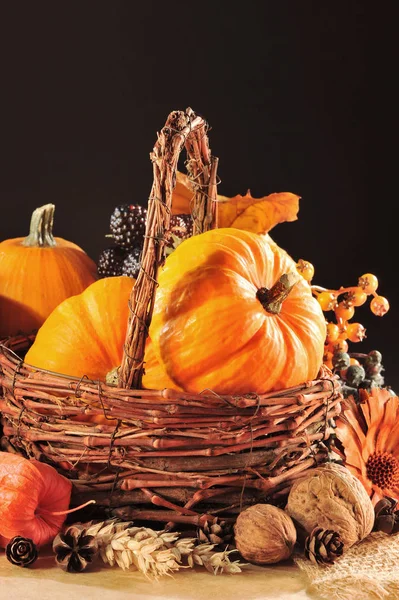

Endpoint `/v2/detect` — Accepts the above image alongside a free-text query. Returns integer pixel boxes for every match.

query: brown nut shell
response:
[234,503,297,565]
[286,462,374,549]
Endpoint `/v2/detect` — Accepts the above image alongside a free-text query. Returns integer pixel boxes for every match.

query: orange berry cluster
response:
[295,260,390,370]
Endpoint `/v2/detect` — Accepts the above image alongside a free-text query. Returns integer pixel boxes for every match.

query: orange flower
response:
[335,387,399,505]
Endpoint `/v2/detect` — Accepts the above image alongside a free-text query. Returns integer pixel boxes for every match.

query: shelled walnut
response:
[286,463,374,548]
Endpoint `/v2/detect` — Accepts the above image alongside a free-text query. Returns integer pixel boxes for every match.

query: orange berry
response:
[349,357,360,366]
[370,295,390,316]
[323,349,334,369]
[317,292,337,311]
[296,259,315,283]
[329,339,349,354]
[346,322,367,343]
[343,287,368,308]
[326,323,340,343]
[335,302,355,321]
[358,273,378,294]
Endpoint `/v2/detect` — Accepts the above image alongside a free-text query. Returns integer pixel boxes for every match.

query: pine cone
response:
[373,497,399,534]
[304,527,344,565]
[53,524,98,572]
[197,519,234,549]
[6,536,38,567]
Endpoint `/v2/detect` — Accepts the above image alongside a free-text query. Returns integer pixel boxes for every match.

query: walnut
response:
[286,463,374,549]
[234,503,297,564]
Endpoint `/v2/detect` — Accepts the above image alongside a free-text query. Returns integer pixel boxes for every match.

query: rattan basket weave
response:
[0,109,342,527]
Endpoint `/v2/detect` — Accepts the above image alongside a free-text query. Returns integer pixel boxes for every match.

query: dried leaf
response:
[172,172,194,215]
[171,171,300,234]
[217,190,300,234]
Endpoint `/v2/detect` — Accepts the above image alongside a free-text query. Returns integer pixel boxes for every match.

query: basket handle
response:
[118,108,218,390]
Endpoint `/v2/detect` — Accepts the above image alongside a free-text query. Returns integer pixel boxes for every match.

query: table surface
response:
[0,551,319,600]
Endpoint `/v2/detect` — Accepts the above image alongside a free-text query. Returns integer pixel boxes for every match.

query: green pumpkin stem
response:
[22,204,57,248]
[257,272,300,314]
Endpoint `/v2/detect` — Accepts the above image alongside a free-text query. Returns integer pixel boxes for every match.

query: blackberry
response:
[97,246,127,278]
[167,214,194,250]
[109,204,147,248]
[121,246,141,279]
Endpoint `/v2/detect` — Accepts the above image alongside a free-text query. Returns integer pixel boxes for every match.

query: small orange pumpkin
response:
[149,228,326,394]
[24,276,179,390]
[0,204,97,338]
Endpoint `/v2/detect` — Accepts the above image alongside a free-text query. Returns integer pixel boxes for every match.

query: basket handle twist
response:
[118,108,218,390]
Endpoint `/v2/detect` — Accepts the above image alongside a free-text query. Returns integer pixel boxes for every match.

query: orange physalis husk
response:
[0,452,72,547]
[335,387,399,505]
[172,171,300,234]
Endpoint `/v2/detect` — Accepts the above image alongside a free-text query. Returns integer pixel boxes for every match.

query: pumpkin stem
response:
[37,499,96,517]
[22,204,57,248]
[257,272,300,314]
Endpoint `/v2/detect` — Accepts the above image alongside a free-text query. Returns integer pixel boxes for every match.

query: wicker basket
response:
[0,109,342,528]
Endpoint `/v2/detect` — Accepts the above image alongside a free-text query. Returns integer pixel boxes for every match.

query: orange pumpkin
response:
[149,228,326,394]
[25,276,179,390]
[0,204,97,338]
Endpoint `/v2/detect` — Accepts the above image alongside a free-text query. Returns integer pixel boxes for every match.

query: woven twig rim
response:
[0,336,342,525]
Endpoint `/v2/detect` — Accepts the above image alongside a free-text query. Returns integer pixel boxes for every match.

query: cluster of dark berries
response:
[332,349,385,397]
[97,204,193,279]
[97,205,146,279]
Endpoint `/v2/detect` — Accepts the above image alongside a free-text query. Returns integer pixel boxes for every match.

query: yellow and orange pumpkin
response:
[149,228,326,394]
[24,276,178,390]
[0,204,97,337]
[26,228,326,396]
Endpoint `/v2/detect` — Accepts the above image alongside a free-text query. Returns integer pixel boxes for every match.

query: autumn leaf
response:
[217,190,300,234]
[171,171,300,234]
[172,172,193,215]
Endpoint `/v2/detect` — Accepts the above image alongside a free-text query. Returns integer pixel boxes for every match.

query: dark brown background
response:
[1,2,397,389]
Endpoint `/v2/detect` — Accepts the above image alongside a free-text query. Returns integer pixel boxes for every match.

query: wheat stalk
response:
[79,519,245,579]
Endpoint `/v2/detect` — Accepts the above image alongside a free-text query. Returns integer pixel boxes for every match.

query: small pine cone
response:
[6,536,38,567]
[197,519,234,549]
[53,525,98,573]
[304,527,344,565]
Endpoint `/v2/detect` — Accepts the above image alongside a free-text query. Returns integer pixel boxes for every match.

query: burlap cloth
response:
[295,532,399,600]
